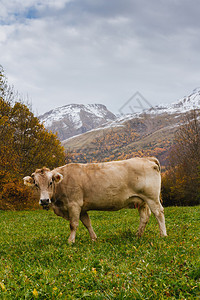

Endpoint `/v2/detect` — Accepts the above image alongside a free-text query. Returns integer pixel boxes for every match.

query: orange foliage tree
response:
[0,66,66,210]
[162,110,200,206]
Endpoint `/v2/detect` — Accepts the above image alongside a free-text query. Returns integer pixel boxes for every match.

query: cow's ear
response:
[52,172,63,184]
[23,176,35,187]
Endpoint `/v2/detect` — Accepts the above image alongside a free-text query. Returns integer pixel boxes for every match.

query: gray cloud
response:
[0,0,200,115]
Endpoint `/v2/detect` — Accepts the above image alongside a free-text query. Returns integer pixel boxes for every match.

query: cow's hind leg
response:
[80,212,97,241]
[137,203,151,237]
[146,198,167,237]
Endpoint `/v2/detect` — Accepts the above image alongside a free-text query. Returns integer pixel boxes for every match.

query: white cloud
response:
[1,0,200,115]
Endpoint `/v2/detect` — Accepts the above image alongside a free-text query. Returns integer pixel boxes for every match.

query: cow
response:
[23,157,167,243]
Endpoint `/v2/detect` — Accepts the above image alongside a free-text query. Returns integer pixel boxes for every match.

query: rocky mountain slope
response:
[39,104,116,140]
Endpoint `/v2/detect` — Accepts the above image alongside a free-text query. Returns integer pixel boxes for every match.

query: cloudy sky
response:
[0,0,200,115]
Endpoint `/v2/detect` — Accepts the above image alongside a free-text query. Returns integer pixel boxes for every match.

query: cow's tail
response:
[148,157,161,172]
[148,157,162,203]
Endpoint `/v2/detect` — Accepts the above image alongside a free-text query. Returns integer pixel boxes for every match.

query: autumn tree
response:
[0,68,17,177]
[10,102,65,175]
[162,110,200,206]
[0,66,66,210]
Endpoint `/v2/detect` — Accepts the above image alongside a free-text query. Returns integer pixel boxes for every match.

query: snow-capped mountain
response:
[105,88,200,129]
[87,88,200,131]
[40,89,200,142]
[150,88,200,115]
[39,104,116,140]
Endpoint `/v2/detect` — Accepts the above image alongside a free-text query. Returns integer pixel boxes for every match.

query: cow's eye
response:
[35,183,39,189]
[49,181,53,187]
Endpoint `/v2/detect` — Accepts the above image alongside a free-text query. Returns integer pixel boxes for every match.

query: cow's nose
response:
[40,199,50,210]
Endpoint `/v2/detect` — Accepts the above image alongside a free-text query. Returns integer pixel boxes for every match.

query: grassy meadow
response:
[0,206,199,299]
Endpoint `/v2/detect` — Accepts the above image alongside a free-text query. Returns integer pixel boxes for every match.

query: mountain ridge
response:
[39,103,116,141]
[149,88,200,115]
[62,88,200,141]
[39,88,200,142]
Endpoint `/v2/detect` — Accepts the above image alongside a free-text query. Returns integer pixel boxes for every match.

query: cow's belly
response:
[82,194,144,211]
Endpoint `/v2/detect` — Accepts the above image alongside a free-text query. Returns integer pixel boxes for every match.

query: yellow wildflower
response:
[0,282,6,291]
[32,288,39,298]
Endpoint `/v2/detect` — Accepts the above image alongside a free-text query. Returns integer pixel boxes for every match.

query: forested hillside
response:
[63,113,184,167]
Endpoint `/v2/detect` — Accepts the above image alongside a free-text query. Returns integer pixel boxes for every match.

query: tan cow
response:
[23,157,167,243]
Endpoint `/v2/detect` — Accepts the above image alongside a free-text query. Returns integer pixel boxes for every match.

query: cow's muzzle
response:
[40,199,50,210]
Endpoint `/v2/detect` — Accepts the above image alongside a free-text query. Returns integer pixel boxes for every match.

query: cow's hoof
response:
[68,239,75,244]
[136,232,142,238]
[160,233,168,237]
[91,234,97,242]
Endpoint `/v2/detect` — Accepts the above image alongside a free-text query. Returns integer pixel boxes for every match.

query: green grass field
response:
[0,207,199,299]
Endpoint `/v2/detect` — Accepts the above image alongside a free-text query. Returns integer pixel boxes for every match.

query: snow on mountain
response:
[150,88,200,115]
[39,104,116,141]
[40,104,114,128]
[40,89,200,142]
[93,88,200,132]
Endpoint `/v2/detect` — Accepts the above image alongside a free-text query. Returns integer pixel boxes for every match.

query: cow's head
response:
[23,167,63,210]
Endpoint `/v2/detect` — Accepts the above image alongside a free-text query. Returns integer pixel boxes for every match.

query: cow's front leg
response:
[80,212,97,241]
[68,204,81,244]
